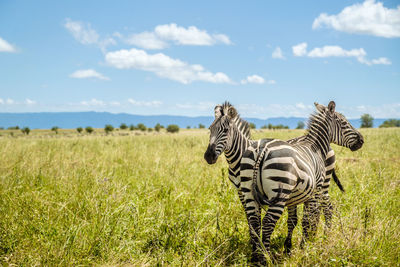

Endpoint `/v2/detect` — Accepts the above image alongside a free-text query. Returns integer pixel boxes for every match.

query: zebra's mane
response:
[221,101,251,139]
[307,110,330,133]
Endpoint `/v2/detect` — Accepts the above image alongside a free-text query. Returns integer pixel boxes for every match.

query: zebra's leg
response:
[320,178,333,230]
[300,197,320,247]
[284,205,298,255]
[261,204,285,259]
[246,206,264,264]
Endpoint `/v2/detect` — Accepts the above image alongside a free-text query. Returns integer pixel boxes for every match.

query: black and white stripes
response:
[204,101,364,264]
[238,101,363,263]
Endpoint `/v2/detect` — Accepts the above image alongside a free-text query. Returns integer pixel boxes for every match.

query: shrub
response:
[361,114,373,128]
[379,119,400,128]
[148,128,153,132]
[186,126,191,129]
[198,124,205,129]
[8,126,19,130]
[21,127,30,135]
[249,123,256,129]
[129,124,137,131]
[154,123,162,132]
[85,126,94,134]
[137,123,147,132]
[104,124,114,134]
[120,123,128,130]
[296,121,305,129]
[166,124,179,133]
[51,126,59,134]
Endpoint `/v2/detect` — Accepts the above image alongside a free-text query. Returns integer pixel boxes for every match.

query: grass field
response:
[0,128,399,266]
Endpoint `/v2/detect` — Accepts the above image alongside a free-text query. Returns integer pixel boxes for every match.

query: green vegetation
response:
[249,122,256,129]
[361,113,374,128]
[0,128,399,265]
[261,123,289,130]
[76,127,83,134]
[166,124,179,133]
[154,123,162,132]
[120,123,128,130]
[379,119,400,128]
[137,123,147,132]
[296,121,305,129]
[198,123,205,129]
[104,124,114,134]
[85,126,94,134]
[51,126,59,134]
[8,126,19,130]
[20,127,30,135]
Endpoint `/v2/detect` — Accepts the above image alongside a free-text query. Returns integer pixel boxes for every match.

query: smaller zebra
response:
[287,136,344,230]
[239,101,363,263]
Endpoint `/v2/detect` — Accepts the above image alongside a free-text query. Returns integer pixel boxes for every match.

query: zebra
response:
[287,136,344,231]
[203,102,349,260]
[238,101,363,263]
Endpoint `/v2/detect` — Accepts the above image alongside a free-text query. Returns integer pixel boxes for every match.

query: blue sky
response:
[0,0,399,118]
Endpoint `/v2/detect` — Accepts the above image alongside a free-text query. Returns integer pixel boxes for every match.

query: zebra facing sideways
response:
[239,101,363,263]
[287,136,344,231]
[203,102,343,211]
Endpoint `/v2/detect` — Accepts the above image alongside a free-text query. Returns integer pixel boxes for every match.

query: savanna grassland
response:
[0,128,399,266]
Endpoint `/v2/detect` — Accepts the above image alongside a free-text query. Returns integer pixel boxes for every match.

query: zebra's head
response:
[314,101,364,151]
[204,103,238,164]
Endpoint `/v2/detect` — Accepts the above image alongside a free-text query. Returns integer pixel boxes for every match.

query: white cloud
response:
[105,48,232,84]
[126,32,168,50]
[292,42,307,57]
[80,98,105,106]
[342,102,400,118]
[110,101,121,106]
[313,0,400,38]
[64,19,99,45]
[64,19,116,52]
[176,101,215,111]
[128,98,162,107]
[241,75,265,84]
[70,69,110,80]
[308,46,366,58]
[0,37,16,53]
[293,42,391,66]
[118,23,232,49]
[272,47,285,59]
[6,98,15,105]
[267,80,276,85]
[154,23,232,46]
[25,98,36,105]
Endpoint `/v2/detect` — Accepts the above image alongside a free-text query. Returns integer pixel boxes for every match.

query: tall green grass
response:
[0,128,399,265]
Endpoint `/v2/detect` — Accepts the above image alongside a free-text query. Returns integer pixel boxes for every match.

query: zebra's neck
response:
[304,114,331,158]
[224,118,253,177]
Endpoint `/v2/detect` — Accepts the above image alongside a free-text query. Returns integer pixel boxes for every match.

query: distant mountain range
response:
[0,112,390,129]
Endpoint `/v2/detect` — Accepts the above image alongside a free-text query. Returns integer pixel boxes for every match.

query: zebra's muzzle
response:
[204,144,218,164]
[350,134,364,151]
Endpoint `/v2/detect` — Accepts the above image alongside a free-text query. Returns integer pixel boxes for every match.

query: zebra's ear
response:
[314,102,327,113]
[214,105,223,118]
[328,101,336,114]
[227,106,237,120]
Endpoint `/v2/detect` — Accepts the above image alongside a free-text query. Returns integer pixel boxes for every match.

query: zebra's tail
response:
[332,169,345,192]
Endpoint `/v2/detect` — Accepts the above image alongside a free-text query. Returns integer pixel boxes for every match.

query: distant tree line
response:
[3,115,400,135]
[261,123,289,130]
[379,119,400,128]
